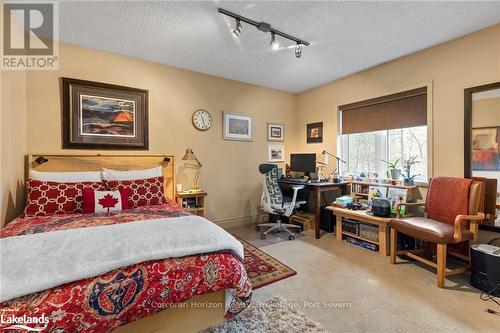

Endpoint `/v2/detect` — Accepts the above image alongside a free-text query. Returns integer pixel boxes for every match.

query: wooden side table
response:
[325,206,392,256]
[176,191,207,217]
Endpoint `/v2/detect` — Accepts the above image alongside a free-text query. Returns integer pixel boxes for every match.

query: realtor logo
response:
[2,1,59,69]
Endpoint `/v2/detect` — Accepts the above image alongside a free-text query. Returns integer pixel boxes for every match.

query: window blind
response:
[340,87,427,134]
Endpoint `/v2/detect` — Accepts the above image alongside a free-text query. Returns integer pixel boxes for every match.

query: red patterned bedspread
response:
[0,201,252,332]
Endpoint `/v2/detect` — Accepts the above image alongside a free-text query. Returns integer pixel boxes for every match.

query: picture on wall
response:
[267,123,284,141]
[472,127,500,171]
[223,111,253,141]
[62,78,149,150]
[268,144,285,162]
[307,122,323,143]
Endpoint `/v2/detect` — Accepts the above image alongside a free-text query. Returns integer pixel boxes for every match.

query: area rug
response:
[234,235,297,289]
[202,296,330,333]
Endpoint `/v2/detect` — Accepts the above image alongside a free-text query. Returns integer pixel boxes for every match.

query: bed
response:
[0,154,252,333]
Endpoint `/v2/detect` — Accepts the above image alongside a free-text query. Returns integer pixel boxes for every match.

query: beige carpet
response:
[203,296,329,333]
[233,228,499,333]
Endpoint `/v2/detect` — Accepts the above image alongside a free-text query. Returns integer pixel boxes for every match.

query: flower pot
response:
[390,169,401,180]
[404,178,415,186]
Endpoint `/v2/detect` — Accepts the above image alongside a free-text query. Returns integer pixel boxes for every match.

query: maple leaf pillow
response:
[105,176,166,208]
[82,189,130,214]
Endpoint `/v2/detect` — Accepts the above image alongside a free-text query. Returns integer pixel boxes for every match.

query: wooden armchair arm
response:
[395,202,426,218]
[453,213,485,242]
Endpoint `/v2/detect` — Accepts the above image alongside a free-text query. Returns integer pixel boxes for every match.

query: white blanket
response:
[0,215,243,303]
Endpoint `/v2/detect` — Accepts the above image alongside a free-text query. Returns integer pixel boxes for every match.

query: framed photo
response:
[472,126,500,171]
[62,78,148,150]
[268,144,285,162]
[267,123,284,141]
[223,111,253,141]
[307,122,323,144]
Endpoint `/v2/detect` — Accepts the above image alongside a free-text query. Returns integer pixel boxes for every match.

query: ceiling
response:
[56,1,500,93]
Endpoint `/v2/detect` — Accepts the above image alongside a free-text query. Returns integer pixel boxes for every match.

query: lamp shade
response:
[182,148,197,161]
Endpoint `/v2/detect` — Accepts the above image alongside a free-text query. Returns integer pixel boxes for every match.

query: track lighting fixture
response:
[232,18,242,38]
[295,43,302,58]
[270,32,279,50]
[218,8,309,58]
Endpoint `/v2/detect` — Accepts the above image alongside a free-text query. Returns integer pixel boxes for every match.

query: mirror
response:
[464,82,500,231]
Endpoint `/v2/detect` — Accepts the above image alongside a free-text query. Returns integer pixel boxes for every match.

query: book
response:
[387,188,408,216]
[368,186,388,202]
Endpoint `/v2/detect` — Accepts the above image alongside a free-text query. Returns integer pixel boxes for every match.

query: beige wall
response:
[297,24,500,178]
[0,5,28,225]
[16,43,298,227]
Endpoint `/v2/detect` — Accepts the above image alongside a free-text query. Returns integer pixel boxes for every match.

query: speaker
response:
[320,207,335,233]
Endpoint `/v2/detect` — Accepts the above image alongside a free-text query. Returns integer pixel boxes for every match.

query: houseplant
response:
[381,159,401,180]
[402,155,421,186]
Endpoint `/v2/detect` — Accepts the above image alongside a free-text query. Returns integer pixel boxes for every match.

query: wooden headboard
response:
[27,154,176,200]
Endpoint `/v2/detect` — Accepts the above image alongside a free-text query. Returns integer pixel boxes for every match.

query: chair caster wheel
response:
[255,225,260,231]
[261,234,266,240]
[288,235,295,240]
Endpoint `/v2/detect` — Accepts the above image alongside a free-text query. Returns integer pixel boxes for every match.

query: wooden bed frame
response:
[26,154,226,332]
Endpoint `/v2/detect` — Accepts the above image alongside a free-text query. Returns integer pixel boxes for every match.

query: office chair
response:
[256,164,306,240]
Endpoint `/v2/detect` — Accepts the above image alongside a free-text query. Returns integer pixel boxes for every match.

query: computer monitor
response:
[290,153,317,176]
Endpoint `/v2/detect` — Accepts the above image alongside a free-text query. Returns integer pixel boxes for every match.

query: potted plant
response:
[402,155,421,186]
[381,159,401,180]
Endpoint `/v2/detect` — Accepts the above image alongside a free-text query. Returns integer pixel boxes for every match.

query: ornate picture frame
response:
[62,78,149,150]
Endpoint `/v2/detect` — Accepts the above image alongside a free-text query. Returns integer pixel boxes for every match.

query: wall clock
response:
[192,109,212,131]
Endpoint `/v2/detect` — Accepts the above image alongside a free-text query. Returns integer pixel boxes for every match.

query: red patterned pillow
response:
[82,189,130,214]
[24,179,106,217]
[105,176,166,208]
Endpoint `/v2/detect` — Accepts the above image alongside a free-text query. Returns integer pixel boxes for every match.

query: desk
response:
[279,180,348,239]
[325,206,391,256]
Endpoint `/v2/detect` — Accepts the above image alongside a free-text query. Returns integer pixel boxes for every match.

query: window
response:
[341,126,427,182]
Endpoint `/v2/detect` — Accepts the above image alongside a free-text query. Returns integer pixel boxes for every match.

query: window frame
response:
[340,126,428,183]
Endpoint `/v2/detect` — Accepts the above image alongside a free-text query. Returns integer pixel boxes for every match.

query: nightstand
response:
[176,191,207,217]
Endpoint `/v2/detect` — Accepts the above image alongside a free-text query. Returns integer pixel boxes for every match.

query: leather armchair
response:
[389,177,486,288]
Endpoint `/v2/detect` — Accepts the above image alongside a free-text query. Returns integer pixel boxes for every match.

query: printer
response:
[470,243,500,296]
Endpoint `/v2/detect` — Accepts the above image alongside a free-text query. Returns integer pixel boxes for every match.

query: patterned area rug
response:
[234,235,297,289]
[202,296,330,333]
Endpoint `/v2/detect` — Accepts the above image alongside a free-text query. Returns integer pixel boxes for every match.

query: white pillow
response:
[31,170,102,182]
[101,166,163,181]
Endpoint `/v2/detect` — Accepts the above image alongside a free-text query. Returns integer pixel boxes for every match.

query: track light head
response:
[232,19,242,38]
[295,43,302,58]
[270,32,279,50]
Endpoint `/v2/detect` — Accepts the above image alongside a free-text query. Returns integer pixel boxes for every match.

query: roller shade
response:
[340,87,427,134]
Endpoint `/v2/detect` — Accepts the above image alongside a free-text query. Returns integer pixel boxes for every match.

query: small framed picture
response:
[268,144,285,162]
[223,111,253,141]
[307,122,323,144]
[267,123,284,141]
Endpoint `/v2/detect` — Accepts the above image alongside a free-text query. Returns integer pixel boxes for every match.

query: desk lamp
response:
[321,150,346,183]
[182,148,203,192]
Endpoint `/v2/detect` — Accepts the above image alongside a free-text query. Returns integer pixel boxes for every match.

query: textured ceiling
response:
[57,1,500,93]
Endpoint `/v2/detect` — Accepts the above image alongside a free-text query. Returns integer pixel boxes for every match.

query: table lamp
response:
[182,148,203,192]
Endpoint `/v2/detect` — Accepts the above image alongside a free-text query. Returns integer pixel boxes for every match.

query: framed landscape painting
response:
[62,78,149,149]
[268,144,285,162]
[267,123,284,141]
[223,111,253,141]
[472,127,500,171]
